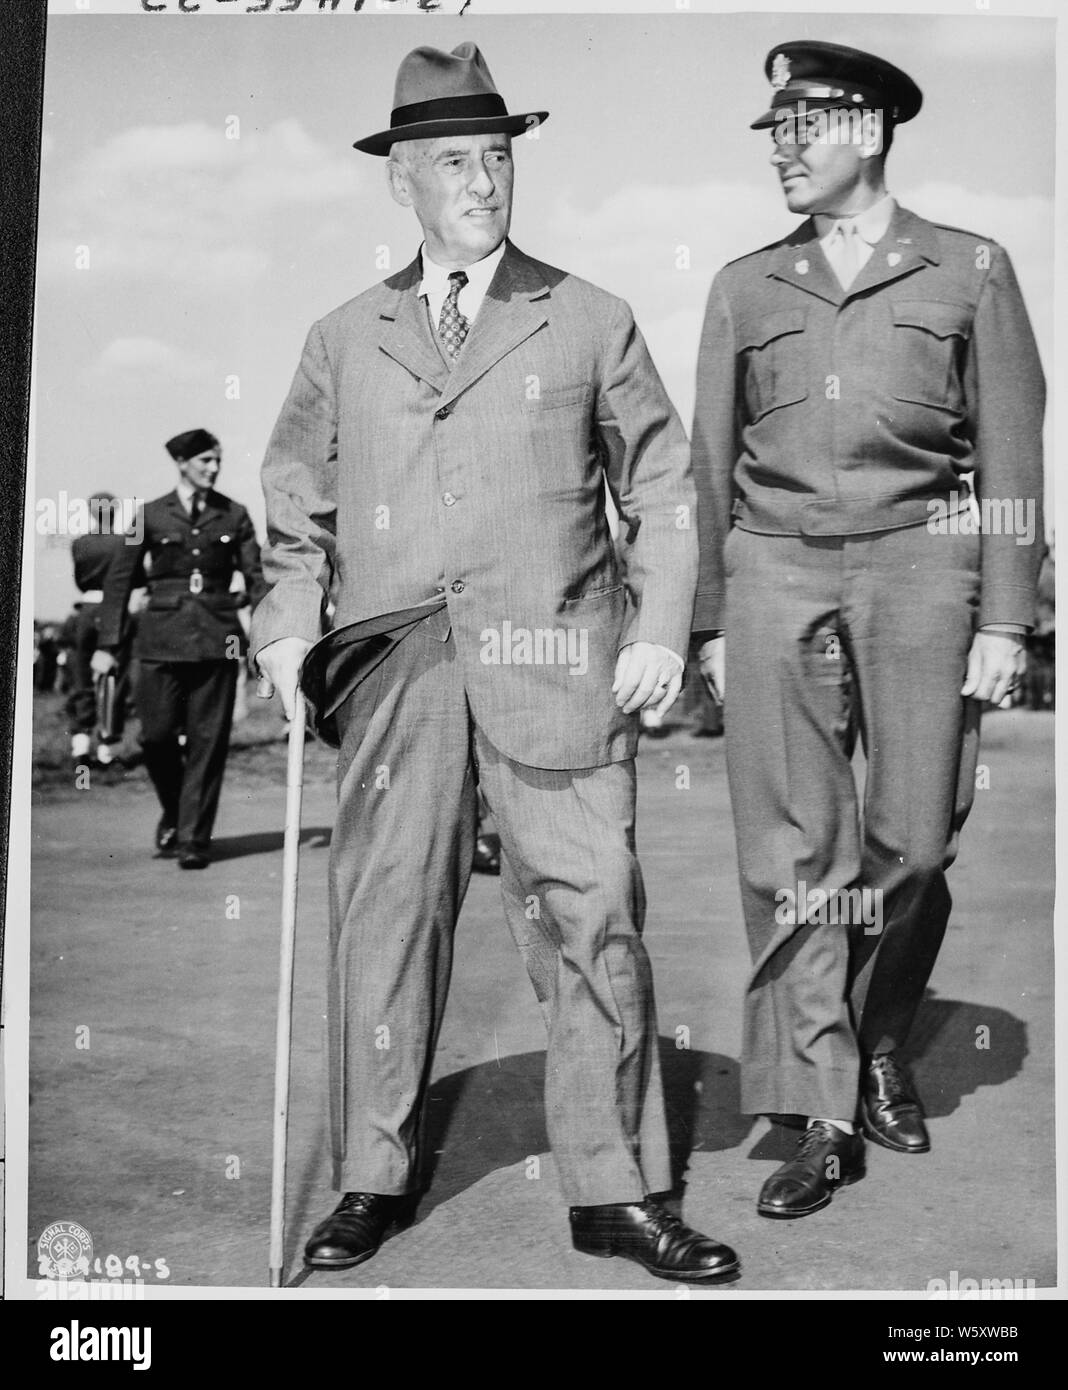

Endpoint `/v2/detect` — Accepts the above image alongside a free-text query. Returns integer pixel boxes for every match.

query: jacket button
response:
[450,580,465,594]
[443,492,456,506]
[192,548,201,556]
[435,406,450,421]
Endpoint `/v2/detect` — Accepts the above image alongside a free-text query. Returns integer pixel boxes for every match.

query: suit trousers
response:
[136,659,239,852]
[327,617,672,1205]
[723,522,982,1119]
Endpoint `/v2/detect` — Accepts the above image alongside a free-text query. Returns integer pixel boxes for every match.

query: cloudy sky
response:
[30,1,1055,615]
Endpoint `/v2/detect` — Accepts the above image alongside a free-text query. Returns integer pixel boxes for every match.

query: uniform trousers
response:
[327,617,672,1206]
[65,603,130,741]
[723,521,982,1120]
[137,659,239,852]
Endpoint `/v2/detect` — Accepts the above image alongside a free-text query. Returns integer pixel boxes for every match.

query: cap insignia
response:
[771,53,791,90]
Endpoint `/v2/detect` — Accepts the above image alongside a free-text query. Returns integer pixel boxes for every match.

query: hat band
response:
[772,81,882,108]
[390,92,509,130]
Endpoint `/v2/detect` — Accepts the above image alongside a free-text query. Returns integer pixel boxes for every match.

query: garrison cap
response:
[165,428,219,462]
[750,40,922,130]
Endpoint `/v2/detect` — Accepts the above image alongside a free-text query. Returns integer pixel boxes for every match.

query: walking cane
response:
[268,683,306,1288]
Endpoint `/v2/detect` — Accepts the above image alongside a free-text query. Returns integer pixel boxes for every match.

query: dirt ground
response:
[20,697,1056,1294]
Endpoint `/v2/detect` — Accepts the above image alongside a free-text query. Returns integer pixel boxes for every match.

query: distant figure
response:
[65,493,130,769]
[93,430,266,869]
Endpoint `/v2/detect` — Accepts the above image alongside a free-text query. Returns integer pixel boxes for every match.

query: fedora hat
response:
[354,41,548,156]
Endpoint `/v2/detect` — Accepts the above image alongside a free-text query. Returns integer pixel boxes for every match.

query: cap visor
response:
[355,110,549,156]
[749,107,779,130]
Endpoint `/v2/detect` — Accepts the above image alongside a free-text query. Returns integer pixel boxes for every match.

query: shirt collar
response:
[418,239,507,299]
[175,478,205,511]
[818,192,897,247]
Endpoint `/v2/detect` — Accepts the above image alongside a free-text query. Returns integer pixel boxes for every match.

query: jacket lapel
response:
[843,204,940,298]
[376,256,451,394]
[163,490,189,525]
[440,242,550,407]
[767,222,842,306]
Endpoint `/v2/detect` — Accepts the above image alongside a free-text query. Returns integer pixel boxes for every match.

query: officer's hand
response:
[256,637,313,722]
[613,642,684,716]
[698,636,725,706]
[90,650,117,677]
[961,630,1026,706]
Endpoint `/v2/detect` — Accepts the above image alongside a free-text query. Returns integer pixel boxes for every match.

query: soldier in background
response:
[93,430,266,869]
[64,493,131,771]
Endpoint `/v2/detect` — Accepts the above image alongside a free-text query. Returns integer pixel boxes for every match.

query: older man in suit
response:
[254,42,738,1282]
[692,42,1044,1219]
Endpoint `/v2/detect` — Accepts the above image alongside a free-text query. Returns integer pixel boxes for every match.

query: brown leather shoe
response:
[570,1199,739,1282]
[757,1122,866,1219]
[860,1053,931,1153]
[303,1192,416,1270]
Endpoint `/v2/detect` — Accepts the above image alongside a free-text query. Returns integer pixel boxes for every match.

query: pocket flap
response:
[892,300,972,340]
[737,308,807,351]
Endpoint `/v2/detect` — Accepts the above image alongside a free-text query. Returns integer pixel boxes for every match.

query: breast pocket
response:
[737,309,810,422]
[521,381,592,413]
[889,300,972,412]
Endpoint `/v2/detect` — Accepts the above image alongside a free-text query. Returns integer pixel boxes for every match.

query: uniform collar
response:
[815,192,897,247]
[417,239,507,301]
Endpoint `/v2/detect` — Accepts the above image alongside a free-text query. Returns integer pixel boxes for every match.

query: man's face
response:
[178,447,221,493]
[769,108,873,215]
[389,133,514,267]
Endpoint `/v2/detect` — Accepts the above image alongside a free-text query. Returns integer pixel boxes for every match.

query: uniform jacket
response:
[98,489,267,662]
[252,240,697,770]
[691,204,1045,631]
[72,531,124,595]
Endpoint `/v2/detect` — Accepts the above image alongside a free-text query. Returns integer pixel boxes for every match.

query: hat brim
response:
[354,110,549,156]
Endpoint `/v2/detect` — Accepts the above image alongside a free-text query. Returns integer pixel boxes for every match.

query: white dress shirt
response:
[418,239,507,331]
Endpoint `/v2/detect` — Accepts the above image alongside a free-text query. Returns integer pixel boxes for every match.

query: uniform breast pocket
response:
[737,309,810,422]
[889,300,972,412]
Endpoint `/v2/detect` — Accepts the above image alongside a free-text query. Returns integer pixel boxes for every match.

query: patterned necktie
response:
[437,270,470,360]
[825,219,863,290]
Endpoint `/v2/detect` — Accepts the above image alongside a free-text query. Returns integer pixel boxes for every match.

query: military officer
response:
[94,429,267,869]
[692,42,1044,1217]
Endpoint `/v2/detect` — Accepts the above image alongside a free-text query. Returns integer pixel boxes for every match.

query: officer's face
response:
[388,133,513,267]
[178,448,221,492]
[770,109,875,215]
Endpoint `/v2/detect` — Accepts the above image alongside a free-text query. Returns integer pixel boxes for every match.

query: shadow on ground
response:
[282,1038,752,1274]
[745,992,1028,1160]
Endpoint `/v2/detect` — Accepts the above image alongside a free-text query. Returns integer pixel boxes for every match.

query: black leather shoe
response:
[570,1199,739,1283]
[178,848,210,870]
[860,1053,930,1153]
[472,832,501,875]
[757,1122,865,1219]
[155,818,178,856]
[303,1192,416,1270]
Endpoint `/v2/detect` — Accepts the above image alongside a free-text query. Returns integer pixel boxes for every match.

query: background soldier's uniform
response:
[66,528,132,753]
[99,490,267,857]
[692,204,1045,1120]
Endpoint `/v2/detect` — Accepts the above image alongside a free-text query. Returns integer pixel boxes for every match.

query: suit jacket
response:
[252,240,697,770]
[691,204,1045,631]
[98,489,267,662]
